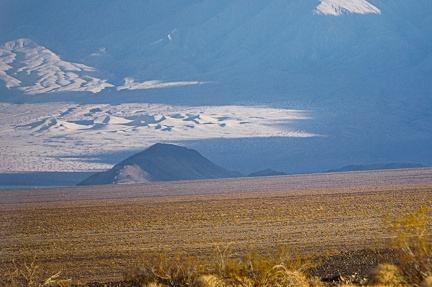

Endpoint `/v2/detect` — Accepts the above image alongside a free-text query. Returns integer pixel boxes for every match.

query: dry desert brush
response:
[1,256,70,287]
[124,244,319,287]
[212,244,316,287]
[124,250,205,287]
[386,205,432,285]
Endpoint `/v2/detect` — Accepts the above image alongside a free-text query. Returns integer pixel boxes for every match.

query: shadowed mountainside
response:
[1,0,431,176]
[248,168,287,177]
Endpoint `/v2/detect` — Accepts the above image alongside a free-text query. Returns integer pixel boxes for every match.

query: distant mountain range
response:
[77,143,427,186]
[2,0,431,99]
[326,163,426,173]
[1,0,431,176]
[78,143,241,185]
[0,143,427,188]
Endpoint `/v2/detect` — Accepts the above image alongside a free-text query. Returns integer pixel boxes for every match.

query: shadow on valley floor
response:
[0,172,94,189]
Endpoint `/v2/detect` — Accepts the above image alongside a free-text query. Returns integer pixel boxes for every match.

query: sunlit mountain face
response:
[314,0,381,16]
[0,38,113,94]
[0,0,431,180]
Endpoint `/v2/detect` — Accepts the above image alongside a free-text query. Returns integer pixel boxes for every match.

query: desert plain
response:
[1,168,431,284]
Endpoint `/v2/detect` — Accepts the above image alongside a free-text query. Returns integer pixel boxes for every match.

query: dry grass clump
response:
[420,276,432,287]
[191,275,220,287]
[212,244,318,287]
[124,244,320,287]
[387,206,432,285]
[123,250,204,287]
[367,264,406,286]
[259,265,310,287]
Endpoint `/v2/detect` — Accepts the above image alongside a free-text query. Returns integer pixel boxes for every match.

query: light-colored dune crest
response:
[0,39,114,94]
[0,103,317,172]
[314,0,381,16]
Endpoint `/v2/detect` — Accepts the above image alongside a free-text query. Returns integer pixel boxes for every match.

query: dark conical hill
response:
[78,143,241,185]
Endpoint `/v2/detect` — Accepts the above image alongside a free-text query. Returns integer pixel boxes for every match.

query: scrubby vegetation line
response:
[120,206,431,287]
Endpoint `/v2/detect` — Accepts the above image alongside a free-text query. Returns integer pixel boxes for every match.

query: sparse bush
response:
[1,257,69,287]
[387,206,432,284]
[212,243,314,287]
[420,276,432,287]
[124,250,204,287]
[191,275,221,287]
[261,265,310,287]
[125,244,317,287]
[368,264,405,286]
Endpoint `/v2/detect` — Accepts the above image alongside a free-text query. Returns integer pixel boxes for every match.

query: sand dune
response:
[116,78,208,91]
[0,103,316,172]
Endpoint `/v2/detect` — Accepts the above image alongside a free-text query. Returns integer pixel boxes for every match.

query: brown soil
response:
[1,169,431,285]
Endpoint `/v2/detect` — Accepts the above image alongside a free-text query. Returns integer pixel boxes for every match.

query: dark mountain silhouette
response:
[248,169,286,177]
[78,143,241,185]
[326,163,426,173]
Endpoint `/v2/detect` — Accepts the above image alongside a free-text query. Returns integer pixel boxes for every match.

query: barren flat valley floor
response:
[1,168,432,283]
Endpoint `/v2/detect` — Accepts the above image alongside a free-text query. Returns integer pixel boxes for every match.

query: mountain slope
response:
[0,0,431,176]
[1,0,430,100]
[2,0,430,87]
[78,143,241,185]
[0,38,113,95]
